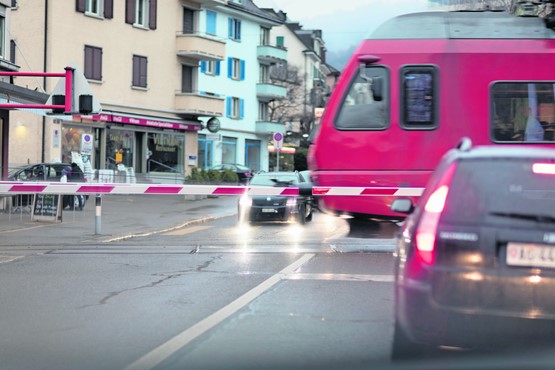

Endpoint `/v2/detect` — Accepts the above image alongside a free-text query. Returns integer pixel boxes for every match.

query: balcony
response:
[176,33,226,62]
[256,82,287,101]
[174,92,224,117]
[256,120,285,134]
[257,45,287,64]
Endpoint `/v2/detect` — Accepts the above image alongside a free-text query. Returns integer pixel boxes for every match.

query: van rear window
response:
[442,159,555,224]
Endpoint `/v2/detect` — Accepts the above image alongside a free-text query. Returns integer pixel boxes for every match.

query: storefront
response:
[64,113,200,181]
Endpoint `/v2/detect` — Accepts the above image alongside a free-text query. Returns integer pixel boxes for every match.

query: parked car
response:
[210,163,253,184]
[238,171,313,224]
[7,163,87,210]
[390,139,555,358]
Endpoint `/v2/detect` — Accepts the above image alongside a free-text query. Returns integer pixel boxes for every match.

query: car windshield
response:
[249,174,298,186]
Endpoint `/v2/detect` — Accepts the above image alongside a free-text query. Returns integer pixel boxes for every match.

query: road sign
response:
[273,132,283,149]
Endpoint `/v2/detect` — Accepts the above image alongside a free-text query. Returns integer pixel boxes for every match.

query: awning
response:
[76,112,202,132]
[268,145,296,154]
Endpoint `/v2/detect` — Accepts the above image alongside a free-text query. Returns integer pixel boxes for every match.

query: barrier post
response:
[95,194,102,234]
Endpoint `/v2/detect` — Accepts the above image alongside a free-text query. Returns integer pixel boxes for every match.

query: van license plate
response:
[507,242,555,269]
[262,208,275,213]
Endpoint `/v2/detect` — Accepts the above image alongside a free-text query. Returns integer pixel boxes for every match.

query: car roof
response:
[447,145,555,162]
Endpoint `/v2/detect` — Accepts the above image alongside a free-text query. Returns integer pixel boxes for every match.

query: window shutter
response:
[76,0,86,13]
[132,56,139,86]
[215,61,221,76]
[104,0,113,19]
[125,0,135,24]
[84,46,92,79]
[149,0,157,30]
[239,99,244,119]
[228,18,233,38]
[226,97,232,118]
[95,48,103,80]
[240,60,245,81]
[227,57,232,78]
[206,11,216,35]
[140,58,147,87]
[9,40,15,64]
[200,61,206,74]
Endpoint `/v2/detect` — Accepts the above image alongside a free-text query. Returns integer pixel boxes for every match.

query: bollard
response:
[95,194,102,234]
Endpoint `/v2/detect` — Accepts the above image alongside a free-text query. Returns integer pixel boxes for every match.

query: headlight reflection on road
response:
[285,223,303,253]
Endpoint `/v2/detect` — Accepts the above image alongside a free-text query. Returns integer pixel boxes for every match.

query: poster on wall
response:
[81,133,94,154]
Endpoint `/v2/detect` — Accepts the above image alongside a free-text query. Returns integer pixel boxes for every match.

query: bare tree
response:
[267,64,305,125]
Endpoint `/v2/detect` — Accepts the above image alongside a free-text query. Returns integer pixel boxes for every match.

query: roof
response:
[448,145,555,162]
[226,0,284,24]
[370,10,555,40]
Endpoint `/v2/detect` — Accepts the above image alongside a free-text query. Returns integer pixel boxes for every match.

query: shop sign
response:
[81,133,94,154]
[76,114,202,131]
[206,117,221,133]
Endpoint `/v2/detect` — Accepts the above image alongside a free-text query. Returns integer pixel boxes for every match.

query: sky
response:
[253,0,431,70]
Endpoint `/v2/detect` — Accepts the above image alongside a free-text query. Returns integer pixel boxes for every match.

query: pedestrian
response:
[68,163,85,210]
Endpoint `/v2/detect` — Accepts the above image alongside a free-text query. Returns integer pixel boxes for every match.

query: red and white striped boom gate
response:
[0,181,425,197]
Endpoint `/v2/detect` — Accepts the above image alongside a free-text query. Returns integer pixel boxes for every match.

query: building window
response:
[132,55,147,88]
[276,36,284,47]
[181,65,195,93]
[226,97,244,119]
[183,7,195,34]
[260,65,269,84]
[260,27,270,46]
[222,137,237,164]
[227,57,245,80]
[228,17,241,41]
[126,0,157,30]
[200,60,220,76]
[76,0,113,18]
[84,45,102,81]
[206,10,216,35]
[258,101,269,121]
[0,15,5,59]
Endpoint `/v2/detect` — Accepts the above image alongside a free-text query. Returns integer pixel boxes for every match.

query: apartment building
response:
[196,0,286,172]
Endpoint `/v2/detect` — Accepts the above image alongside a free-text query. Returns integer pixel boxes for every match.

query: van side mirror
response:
[391,198,414,214]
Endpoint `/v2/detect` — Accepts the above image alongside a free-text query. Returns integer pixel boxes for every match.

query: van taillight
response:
[414,163,457,264]
[533,163,555,175]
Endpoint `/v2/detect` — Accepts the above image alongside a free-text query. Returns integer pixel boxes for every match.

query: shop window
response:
[147,133,184,173]
[222,137,237,164]
[245,139,260,172]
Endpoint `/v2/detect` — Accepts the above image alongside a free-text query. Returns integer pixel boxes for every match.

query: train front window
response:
[491,82,555,143]
[334,66,389,130]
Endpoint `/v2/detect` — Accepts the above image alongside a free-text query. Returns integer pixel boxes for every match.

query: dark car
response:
[210,163,253,184]
[390,139,555,358]
[8,163,86,210]
[238,171,313,224]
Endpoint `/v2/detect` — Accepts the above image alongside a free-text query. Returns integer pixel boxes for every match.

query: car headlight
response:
[286,197,297,207]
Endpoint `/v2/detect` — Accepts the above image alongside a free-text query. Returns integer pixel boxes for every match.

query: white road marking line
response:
[286,273,394,282]
[163,225,211,236]
[0,256,23,264]
[124,253,315,370]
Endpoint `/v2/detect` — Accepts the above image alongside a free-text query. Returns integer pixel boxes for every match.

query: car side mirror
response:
[298,182,313,197]
[391,198,414,214]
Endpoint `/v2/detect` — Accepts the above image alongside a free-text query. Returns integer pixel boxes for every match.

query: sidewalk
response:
[0,194,238,247]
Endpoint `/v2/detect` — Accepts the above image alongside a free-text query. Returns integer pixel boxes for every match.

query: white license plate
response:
[507,242,555,269]
[262,208,275,213]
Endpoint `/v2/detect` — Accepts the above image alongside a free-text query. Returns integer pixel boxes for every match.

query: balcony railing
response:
[176,33,226,61]
[174,92,224,117]
[257,45,287,64]
[256,120,285,134]
[256,82,287,101]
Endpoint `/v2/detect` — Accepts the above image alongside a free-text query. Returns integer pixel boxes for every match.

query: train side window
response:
[400,65,438,129]
[491,82,555,143]
[334,66,389,130]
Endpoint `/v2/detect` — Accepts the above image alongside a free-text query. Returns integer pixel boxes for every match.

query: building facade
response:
[8,0,229,182]
[196,0,286,172]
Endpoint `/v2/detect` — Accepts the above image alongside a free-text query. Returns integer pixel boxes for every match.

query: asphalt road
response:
[0,211,399,370]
